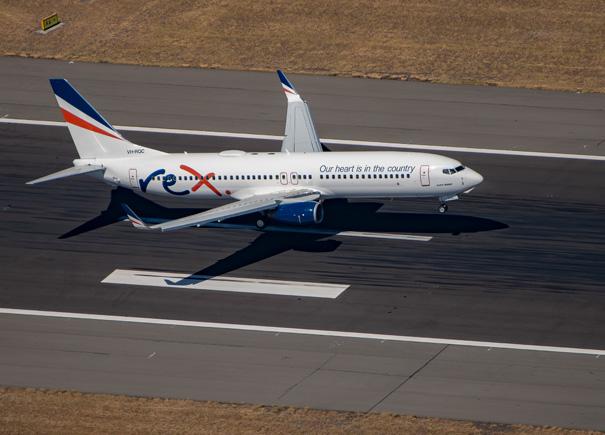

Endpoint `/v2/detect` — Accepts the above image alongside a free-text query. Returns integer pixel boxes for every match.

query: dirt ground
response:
[0,387,598,434]
[1,1,604,92]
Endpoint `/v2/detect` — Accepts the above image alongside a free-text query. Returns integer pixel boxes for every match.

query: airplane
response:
[27,70,483,232]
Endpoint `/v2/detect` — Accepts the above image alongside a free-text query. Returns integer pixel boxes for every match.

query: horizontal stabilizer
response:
[26,164,104,185]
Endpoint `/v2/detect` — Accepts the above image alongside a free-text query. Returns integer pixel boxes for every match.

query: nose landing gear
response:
[438,194,458,214]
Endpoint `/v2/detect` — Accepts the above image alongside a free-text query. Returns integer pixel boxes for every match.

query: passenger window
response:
[309,175,312,179]
[332,174,336,179]
[355,174,359,179]
[362,174,365,179]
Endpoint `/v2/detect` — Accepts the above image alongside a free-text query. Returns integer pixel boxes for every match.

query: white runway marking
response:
[3,117,605,161]
[102,269,349,299]
[1,308,604,356]
[204,222,433,241]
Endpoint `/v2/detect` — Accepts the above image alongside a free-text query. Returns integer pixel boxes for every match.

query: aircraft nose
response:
[468,169,483,186]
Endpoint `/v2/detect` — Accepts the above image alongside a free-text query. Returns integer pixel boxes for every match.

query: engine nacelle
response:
[269,201,324,226]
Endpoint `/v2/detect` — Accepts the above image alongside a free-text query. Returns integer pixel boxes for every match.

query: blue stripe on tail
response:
[49,78,116,132]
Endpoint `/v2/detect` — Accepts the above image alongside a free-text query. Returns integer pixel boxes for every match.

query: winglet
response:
[277,70,299,99]
[121,204,151,230]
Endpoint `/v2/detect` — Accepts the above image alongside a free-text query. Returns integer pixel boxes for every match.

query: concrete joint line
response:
[368,344,449,412]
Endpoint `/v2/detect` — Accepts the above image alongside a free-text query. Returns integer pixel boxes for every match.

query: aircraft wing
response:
[123,188,320,232]
[278,70,323,154]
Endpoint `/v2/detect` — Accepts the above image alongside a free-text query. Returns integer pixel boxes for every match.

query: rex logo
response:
[139,165,222,197]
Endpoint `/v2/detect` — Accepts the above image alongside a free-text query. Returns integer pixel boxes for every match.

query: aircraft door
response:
[290,172,299,185]
[420,165,430,186]
[280,172,288,185]
[129,169,139,189]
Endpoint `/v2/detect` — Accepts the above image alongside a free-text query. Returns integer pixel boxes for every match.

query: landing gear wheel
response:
[255,219,266,229]
[438,204,448,214]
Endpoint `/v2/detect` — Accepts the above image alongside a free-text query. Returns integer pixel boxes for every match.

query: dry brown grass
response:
[0,387,597,434]
[1,1,604,92]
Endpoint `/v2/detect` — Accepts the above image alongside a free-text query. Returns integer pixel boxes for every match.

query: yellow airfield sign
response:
[40,13,61,32]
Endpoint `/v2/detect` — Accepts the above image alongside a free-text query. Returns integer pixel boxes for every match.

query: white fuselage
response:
[91,150,483,202]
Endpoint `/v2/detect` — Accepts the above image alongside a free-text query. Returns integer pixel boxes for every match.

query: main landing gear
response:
[438,204,448,214]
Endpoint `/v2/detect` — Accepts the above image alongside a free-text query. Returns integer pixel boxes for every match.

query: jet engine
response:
[269,201,324,225]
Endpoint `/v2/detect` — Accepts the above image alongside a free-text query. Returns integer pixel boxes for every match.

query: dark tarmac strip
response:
[1,57,605,429]
[2,124,604,347]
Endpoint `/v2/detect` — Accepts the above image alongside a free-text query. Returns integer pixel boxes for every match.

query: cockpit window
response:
[443,165,466,175]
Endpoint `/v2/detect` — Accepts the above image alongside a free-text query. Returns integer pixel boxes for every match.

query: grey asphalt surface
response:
[2,314,604,431]
[1,57,605,430]
[1,56,605,155]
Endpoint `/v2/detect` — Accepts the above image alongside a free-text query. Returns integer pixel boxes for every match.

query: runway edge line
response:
[1,308,604,356]
[2,118,605,161]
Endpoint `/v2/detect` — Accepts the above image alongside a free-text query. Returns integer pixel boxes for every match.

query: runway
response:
[1,57,605,430]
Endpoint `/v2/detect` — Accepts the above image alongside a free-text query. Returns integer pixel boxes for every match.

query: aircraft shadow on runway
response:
[59,188,508,239]
[59,188,507,283]
[60,187,508,240]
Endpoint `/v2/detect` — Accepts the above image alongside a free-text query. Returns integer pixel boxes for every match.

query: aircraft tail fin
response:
[49,79,164,159]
